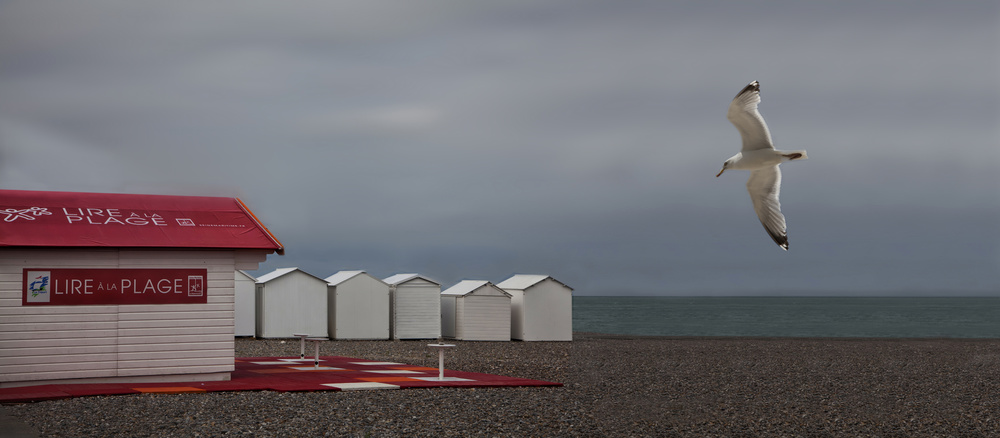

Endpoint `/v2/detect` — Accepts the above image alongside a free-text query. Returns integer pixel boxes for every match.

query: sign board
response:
[23,268,208,306]
[0,190,283,253]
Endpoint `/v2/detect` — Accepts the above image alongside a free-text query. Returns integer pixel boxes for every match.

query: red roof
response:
[0,190,283,254]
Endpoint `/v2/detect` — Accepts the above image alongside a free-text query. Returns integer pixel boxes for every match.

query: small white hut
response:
[255,267,328,338]
[234,270,257,337]
[324,270,390,340]
[497,274,573,341]
[441,280,511,341]
[382,273,441,340]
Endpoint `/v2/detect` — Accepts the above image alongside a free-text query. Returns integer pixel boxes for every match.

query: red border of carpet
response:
[1,356,561,403]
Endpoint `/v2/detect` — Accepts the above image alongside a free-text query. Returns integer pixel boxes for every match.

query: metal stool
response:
[426,342,456,380]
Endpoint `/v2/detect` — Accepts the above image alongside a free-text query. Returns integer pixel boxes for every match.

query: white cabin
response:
[255,268,328,338]
[234,270,257,337]
[382,273,441,340]
[0,190,282,387]
[325,270,390,340]
[497,275,573,341]
[441,280,511,341]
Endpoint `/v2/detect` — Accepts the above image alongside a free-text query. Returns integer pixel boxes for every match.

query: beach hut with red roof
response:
[0,189,283,387]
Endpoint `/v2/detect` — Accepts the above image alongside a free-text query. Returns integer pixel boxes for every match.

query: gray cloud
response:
[1,0,997,294]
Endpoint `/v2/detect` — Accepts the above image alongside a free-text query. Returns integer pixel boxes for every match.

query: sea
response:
[572,296,1000,338]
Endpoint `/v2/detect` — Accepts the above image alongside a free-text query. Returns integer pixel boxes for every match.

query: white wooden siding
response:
[455,296,510,341]
[234,271,256,336]
[515,279,573,341]
[256,271,327,338]
[235,251,268,271]
[0,248,266,386]
[391,280,440,340]
[329,274,389,340]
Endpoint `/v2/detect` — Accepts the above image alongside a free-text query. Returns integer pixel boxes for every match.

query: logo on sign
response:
[2,207,52,222]
[188,275,204,297]
[26,271,51,303]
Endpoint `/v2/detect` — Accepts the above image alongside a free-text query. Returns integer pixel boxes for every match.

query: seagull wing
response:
[727,81,774,151]
[747,165,788,250]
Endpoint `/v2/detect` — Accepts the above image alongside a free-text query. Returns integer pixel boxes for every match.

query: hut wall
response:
[329,274,389,340]
[256,272,327,339]
[233,271,256,337]
[520,279,573,341]
[390,278,440,340]
[455,295,511,341]
[0,248,267,386]
[440,295,456,339]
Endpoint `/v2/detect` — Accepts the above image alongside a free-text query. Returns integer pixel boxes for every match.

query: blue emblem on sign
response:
[26,271,51,303]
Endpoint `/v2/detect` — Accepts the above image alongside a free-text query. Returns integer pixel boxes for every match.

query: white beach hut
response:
[234,270,257,337]
[441,280,512,341]
[383,273,441,340]
[324,270,390,340]
[0,189,282,387]
[497,275,573,341]
[255,267,328,338]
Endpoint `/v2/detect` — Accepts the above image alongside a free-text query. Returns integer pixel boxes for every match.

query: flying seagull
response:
[716,81,807,250]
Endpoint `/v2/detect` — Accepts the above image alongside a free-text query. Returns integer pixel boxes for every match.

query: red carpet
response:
[0,356,562,403]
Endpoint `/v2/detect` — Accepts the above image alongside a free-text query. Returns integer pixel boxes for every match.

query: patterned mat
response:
[0,356,561,403]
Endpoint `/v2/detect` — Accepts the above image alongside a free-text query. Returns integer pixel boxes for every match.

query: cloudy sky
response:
[1,1,997,295]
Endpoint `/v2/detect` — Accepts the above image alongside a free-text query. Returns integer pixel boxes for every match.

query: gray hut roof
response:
[442,280,510,297]
[496,274,572,291]
[383,273,440,286]
[255,267,326,284]
[325,270,365,286]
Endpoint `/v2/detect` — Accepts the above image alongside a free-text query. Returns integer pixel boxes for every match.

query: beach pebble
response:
[5,334,1000,437]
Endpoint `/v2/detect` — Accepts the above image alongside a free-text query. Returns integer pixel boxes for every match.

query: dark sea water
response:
[573,296,1000,338]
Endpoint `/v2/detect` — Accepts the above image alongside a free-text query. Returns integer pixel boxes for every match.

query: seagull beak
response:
[716,168,725,177]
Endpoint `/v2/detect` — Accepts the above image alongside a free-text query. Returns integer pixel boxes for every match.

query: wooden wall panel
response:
[0,248,270,385]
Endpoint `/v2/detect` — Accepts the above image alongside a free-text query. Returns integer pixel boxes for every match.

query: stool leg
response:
[314,342,320,368]
[438,349,445,380]
[300,337,306,359]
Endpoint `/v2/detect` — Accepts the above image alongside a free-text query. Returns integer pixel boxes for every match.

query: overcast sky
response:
[1,1,997,295]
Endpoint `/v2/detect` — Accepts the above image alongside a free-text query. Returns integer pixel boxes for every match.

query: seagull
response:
[716,81,807,250]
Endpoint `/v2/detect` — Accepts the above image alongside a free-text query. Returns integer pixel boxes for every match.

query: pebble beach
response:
[5,333,1000,437]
